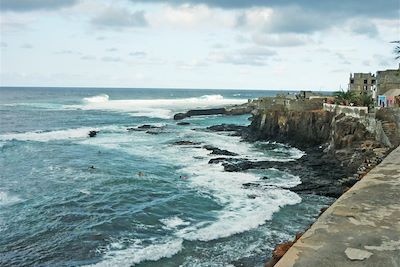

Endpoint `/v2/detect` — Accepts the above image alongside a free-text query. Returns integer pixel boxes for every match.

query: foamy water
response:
[0,88,330,267]
[65,94,247,119]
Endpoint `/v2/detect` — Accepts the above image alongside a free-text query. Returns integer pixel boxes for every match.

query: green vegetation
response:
[334,90,374,110]
[334,90,357,105]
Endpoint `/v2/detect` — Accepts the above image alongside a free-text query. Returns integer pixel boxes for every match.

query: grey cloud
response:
[209,46,276,66]
[211,43,227,49]
[54,50,82,55]
[0,0,78,12]
[253,33,310,47]
[102,56,122,62]
[129,51,147,57]
[128,0,399,18]
[1,42,7,48]
[81,55,96,60]
[263,7,331,34]
[106,48,118,52]
[92,8,148,28]
[349,19,379,38]
[21,43,33,49]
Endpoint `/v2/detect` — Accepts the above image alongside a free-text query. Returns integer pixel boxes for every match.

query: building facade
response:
[348,73,376,96]
[377,64,400,95]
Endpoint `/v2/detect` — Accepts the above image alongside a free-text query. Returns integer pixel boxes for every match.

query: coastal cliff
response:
[247,107,400,267]
[248,110,333,147]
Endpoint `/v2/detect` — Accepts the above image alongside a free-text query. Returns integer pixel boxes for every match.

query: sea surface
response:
[0,87,333,267]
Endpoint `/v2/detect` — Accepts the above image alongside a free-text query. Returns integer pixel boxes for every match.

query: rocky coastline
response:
[171,100,400,266]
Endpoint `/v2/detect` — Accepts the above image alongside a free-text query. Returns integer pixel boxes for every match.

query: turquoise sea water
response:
[0,87,332,267]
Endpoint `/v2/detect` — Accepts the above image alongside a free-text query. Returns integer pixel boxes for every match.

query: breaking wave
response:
[65,94,247,119]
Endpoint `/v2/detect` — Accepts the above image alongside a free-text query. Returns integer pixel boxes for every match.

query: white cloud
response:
[92,7,148,28]
[209,46,276,65]
[149,4,235,29]
[253,33,312,47]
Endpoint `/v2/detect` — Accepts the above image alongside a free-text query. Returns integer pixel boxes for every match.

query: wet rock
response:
[207,124,247,132]
[242,182,259,189]
[127,124,164,131]
[173,141,201,146]
[174,113,187,120]
[203,145,238,156]
[138,124,160,129]
[88,130,98,137]
[177,122,191,126]
[208,157,228,164]
[173,108,226,120]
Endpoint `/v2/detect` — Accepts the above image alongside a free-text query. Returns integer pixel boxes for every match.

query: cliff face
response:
[248,109,390,175]
[249,110,334,147]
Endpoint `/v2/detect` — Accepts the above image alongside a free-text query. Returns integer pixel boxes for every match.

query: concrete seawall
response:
[275,145,400,267]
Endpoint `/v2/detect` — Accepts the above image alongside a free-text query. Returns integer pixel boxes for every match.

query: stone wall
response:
[377,67,400,95]
[323,103,368,118]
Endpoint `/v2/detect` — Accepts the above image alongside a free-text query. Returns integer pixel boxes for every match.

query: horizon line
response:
[0,85,335,91]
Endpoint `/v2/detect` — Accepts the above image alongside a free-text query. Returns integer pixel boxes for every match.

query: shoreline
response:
[173,102,400,266]
[273,145,400,266]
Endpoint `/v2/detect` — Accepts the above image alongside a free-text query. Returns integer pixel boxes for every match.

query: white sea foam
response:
[160,216,190,229]
[89,239,183,267]
[176,162,301,241]
[0,126,123,142]
[65,94,246,119]
[83,94,109,103]
[263,168,302,188]
[0,128,96,142]
[0,191,21,206]
[78,124,302,243]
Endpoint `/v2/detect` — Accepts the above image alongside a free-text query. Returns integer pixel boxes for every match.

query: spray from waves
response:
[88,239,183,267]
[175,163,301,241]
[66,94,247,119]
[0,191,22,206]
[160,216,190,230]
[83,94,109,103]
[0,126,123,142]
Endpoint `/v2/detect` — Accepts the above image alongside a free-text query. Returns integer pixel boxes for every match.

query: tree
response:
[334,90,357,105]
[391,40,400,60]
[356,93,374,110]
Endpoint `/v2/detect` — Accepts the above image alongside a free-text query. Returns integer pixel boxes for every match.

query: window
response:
[364,79,368,84]
[372,79,376,84]
[350,79,354,84]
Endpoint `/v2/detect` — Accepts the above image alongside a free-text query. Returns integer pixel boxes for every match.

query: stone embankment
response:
[274,145,400,267]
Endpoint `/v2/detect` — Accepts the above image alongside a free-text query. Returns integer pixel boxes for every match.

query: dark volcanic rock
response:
[173,108,226,120]
[206,124,249,136]
[248,110,333,147]
[127,124,165,133]
[208,157,228,164]
[174,113,187,120]
[138,124,160,129]
[177,122,191,126]
[88,130,98,137]
[173,140,201,146]
[203,145,238,156]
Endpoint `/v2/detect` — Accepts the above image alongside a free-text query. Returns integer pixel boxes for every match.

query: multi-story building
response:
[348,72,376,96]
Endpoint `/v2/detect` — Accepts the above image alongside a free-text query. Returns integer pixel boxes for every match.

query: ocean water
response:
[0,87,332,267]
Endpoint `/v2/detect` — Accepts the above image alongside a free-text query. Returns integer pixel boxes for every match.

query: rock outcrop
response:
[248,110,333,147]
[173,104,253,120]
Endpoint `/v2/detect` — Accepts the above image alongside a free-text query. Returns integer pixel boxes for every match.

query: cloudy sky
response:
[0,0,399,90]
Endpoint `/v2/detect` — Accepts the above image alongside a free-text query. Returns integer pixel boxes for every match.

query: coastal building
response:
[348,72,376,97]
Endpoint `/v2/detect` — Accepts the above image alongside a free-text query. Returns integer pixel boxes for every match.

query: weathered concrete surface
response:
[275,146,400,267]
